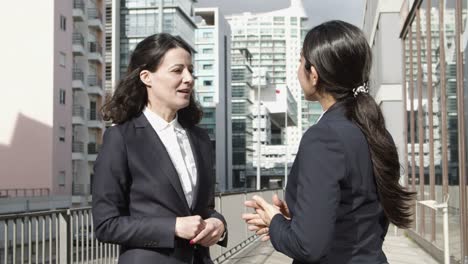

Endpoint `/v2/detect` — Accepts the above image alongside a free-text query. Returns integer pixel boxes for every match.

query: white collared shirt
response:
[143,108,198,206]
[315,110,326,124]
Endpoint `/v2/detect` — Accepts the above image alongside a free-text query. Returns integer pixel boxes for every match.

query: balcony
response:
[72,141,85,160]
[72,32,85,56]
[88,8,104,31]
[87,142,101,154]
[72,183,92,196]
[72,68,85,90]
[88,110,104,130]
[73,0,85,21]
[88,42,103,64]
[72,105,86,125]
[88,142,101,161]
[87,75,104,96]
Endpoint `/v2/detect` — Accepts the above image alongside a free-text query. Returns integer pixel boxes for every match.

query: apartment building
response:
[72,0,106,201]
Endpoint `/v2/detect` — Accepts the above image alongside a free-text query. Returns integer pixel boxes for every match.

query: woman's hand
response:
[242,194,290,241]
[244,195,281,226]
[272,194,290,219]
[190,218,225,247]
[175,215,206,240]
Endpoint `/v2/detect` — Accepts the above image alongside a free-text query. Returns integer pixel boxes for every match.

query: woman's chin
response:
[174,100,190,111]
[305,95,318,101]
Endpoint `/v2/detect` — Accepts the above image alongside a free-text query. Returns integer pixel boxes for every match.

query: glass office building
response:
[231,48,255,189]
[401,0,467,262]
[117,0,197,78]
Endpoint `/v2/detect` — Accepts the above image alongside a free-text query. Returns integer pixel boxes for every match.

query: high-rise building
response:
[105,0,197,88]
[249,69,297,188]
[230,48,255,189]
[0,0,72,207]
[72,0,106,201]
[362,0,406,181]
[194,8,233,191]
[226,0,320,166]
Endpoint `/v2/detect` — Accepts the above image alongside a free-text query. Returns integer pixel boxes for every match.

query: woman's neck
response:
[318,92,337,111]
[147,104,177,123]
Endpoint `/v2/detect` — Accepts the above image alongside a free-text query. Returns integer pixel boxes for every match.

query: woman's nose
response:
[183,69,194,83]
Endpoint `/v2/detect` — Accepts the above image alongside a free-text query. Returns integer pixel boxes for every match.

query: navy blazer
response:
[92,113,227,264]
[269,102,389,264]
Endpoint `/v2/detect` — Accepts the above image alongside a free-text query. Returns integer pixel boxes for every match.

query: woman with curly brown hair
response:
[92,33,227,264]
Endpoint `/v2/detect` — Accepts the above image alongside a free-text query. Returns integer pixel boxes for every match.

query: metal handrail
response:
[0,188,284,263]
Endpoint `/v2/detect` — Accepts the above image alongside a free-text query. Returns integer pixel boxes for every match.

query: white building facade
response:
[226,0,320,164]
[194,8,233,191]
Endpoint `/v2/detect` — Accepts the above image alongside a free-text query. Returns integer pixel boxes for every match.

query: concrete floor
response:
[224,227,439,264]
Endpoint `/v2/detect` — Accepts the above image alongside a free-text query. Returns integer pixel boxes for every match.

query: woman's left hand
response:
[190,218,225,247]
[243,195,281,226]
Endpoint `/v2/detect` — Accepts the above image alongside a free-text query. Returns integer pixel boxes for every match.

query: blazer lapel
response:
[186,128,203,210]
[134,114,191,214]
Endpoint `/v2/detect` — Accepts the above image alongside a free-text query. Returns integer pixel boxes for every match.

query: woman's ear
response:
[310,66,319,87]
[139,70,152,87]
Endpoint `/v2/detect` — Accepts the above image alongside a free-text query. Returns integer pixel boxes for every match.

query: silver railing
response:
[0,208,118,264]
[0,188,50,198]
[0,188,284,263]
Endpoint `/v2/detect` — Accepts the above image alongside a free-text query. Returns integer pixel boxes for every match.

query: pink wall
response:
[52,0,73,196]
[0,114,52,190]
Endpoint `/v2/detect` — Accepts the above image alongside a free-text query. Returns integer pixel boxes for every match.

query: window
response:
[58,171,66,187]
[204,111,214,119]
[59,52,66,67]
[203,80,213,86]
[290,17,297,25]
[202,48,213,54]
[204,96,213,102]
[59,89,66,105]
[60,15,66,31]
[203,64,213,70]
[203,32,213,39]
[59,126,66,142]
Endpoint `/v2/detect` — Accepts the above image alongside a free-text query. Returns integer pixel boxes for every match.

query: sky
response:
[195,0,366,28]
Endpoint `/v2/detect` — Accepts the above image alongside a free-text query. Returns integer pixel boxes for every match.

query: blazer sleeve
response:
[269,123,346,263]
[92,126,177,249]
[199,128,228,247]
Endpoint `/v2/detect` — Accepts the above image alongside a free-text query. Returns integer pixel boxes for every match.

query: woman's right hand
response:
[175,215,206,240]
[272,194,290,219]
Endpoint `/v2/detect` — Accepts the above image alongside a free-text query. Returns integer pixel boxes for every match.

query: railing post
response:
[442,205,449,264]
[58,211,71,264]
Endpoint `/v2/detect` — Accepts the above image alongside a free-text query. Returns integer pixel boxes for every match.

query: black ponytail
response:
[345,94,415,228]
[303,20,415,228]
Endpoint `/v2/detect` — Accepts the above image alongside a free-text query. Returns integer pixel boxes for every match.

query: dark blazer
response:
[269,102,389,264]
[92,113,227,264]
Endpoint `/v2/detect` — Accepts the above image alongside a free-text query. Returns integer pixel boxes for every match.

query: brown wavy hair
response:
[302,20,415,228]
[102,33,202,127]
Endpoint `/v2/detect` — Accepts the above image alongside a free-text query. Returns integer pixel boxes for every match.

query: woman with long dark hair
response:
[93,33,227,264]
[242,20,414,263]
